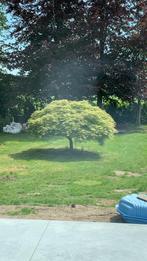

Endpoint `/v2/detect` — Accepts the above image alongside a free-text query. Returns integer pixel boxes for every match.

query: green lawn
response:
[0,128,147,207]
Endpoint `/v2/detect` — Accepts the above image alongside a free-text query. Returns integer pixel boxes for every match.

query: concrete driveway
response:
[0,219,147,261]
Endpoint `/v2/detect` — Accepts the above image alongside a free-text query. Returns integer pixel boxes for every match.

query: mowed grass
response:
[0,128,147,206]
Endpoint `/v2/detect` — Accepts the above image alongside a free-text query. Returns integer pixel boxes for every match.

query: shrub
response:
[28,100,116,150]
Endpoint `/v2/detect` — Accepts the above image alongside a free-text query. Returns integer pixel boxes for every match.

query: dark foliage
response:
[0,0,146,125]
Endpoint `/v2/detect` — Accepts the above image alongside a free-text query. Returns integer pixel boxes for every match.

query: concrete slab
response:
[0,219,48,261]
[0,219,147,261]
[31,221,147,261]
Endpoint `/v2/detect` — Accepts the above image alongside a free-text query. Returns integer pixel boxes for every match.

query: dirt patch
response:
[127,172,142,177]
[0,205,123,223]
[0,174,16,181]
[96,199,116,207]
[114,170,142,177]
[114,189,134,193]
[0,165,27,174]
[74,180,102,186]
[115,171,125,177]
[26,192,41,196]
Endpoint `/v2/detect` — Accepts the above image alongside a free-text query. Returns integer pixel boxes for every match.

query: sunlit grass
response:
[0,128,147,206]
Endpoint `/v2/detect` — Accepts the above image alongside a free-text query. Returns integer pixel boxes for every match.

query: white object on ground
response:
[3,122,22,134]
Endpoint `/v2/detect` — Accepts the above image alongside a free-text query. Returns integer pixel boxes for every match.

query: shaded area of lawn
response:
[11,148,100,162]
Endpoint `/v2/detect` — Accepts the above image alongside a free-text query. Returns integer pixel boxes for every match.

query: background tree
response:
[28,100,116,150]
[0,5,7,72]
[0,5,10,127]
[1,0,146,126]
[4,0,145,102]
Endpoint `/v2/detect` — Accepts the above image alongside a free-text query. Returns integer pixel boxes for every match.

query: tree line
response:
[0,0,146,128]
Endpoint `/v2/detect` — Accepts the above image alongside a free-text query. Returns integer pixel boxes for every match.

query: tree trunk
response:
[97,90,103,108]
[136,98,142,126]
[97,8,107,109]
[67,137,74,150]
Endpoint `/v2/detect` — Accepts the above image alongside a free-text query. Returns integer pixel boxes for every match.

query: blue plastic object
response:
[116,194,147,224]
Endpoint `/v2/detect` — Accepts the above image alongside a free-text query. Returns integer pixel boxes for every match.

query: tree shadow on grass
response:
[11,148,101,162]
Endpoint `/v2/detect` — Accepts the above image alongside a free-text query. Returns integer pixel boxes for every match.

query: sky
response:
[0,6,21,75]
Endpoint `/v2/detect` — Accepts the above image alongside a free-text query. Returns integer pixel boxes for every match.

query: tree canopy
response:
[0,1,146,127]
[3,0,146,103]
[28,100,116,149]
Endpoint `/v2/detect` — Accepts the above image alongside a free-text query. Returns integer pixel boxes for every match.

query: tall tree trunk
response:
[67,137,74,150]
[97,35,105,108]
[97,3,107,108]
[136,98,142,126]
